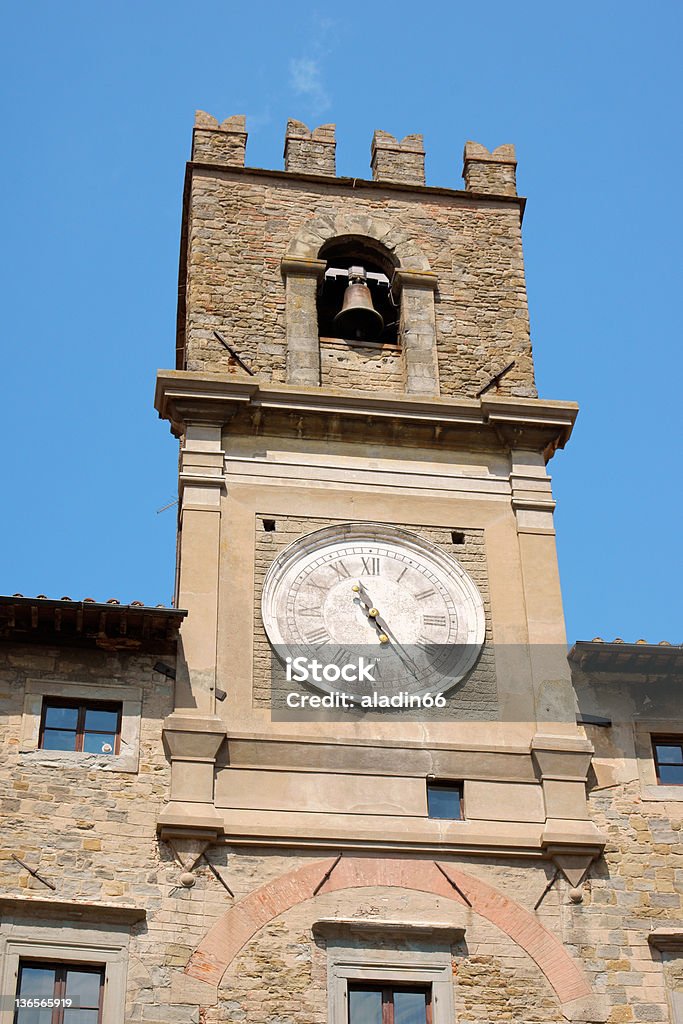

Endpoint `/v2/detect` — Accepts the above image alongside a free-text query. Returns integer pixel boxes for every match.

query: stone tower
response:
[151,112,609,1023]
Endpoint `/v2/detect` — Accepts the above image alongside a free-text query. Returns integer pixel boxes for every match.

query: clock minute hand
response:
[353,582,421,682]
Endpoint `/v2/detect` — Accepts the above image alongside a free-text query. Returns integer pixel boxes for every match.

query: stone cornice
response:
[187,160,527,214]
[155,371,577,460]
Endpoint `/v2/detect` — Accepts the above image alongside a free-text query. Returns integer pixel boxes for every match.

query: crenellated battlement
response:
[284,119,336,176]
[192,112,516,195]
[192,111,247,166]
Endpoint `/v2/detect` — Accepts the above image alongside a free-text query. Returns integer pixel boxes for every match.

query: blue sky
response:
[1,1,681,644]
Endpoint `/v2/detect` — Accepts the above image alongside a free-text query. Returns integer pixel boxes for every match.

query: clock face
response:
[261,524,485,697]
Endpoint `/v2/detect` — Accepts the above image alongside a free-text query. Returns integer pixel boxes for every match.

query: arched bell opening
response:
[317,236,400,346]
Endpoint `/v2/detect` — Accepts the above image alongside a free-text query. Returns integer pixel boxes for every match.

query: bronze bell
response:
[333,266,384,341]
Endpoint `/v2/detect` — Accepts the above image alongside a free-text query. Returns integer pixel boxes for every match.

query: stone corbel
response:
[532,734,605,897]
[158,712,226,842]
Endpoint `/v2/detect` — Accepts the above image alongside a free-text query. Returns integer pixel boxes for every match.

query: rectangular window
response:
[348,985,431,1024]
[15,961,104,1023]
[39,699,122,755]
[653,737,683,785]
[426,781,463,820]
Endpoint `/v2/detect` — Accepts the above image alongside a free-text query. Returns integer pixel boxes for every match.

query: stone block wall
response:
[1,639,680,1022]
[180,117,536,400]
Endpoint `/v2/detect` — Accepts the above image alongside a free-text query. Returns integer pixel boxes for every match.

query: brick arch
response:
[185,855,593,1011]
[286,212,432,271]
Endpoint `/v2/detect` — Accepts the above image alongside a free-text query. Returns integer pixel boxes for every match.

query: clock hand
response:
[352,582,422,681]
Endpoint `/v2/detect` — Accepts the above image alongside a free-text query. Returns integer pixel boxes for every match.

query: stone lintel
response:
[312,919,465,942]
[648,927,683,950]
[0,896,146,924]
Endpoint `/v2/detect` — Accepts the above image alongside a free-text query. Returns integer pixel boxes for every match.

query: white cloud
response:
[288,56,331,116]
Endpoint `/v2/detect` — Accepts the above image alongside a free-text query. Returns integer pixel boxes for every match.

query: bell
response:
[333,267,384,341]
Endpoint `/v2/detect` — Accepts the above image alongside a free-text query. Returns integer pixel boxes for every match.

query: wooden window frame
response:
[426,780,463,820]
[38,698,122,755]
[15,960,104,1024]
[652,736,683,786]
[347,983,432,1024]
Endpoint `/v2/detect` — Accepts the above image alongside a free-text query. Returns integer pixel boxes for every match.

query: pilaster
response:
[281,256,326,386]
[395,269,440,396]
[176,423,226,713]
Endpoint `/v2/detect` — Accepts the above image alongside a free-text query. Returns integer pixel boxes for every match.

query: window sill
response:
[18,748,138,773]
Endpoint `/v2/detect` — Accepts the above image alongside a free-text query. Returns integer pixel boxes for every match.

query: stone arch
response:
[185,855,598,1018]
[285,212,432,272]
[282,215,439,394]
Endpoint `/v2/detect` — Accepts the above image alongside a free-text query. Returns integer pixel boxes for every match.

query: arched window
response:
[317,237,399,346]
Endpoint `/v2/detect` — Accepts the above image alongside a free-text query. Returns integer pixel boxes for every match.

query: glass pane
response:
[348,988,382,1024]
[44,705,79,729]
[394,991,428,1024]
[65,970,102,1006]
[84,708,119,732]
[82,732,116,755]
[63,1012,99,1024]
[655,744,683,765]
[427,785,461,819]
[18,966,56,997]
[15,1010,53,1024]
[41,729,77,751]
[658,765,683,785]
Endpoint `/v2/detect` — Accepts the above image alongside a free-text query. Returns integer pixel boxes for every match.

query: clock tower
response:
[154,114,607,1023]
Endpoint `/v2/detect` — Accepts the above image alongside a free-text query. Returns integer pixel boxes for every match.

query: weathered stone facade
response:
[1,115,680,1024]
[179,112,535,400]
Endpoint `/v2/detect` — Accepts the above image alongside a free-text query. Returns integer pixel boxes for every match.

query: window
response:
[15,961,104,1023]
[348,985,431,1024]
[653,737,683,785]
[426,781,463,820]
[39,700,121,755]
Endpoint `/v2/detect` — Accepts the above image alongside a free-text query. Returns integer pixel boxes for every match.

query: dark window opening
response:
[348,984,431,1024]
[427,780,463,820]
[450,531,465,545]
[262,519,277,532]
[317,239,399,346]
[15,961,104,1024]
[653,737,683,785]
[39,699,122,755]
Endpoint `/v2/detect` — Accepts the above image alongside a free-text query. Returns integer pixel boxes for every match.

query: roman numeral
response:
[415,588,435,601]
[330,560,351,579]
[298,607,321,616]
[396,567,408,583]
[361,556,381,575]
[423,615,446,627]
[305,627,331,646]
